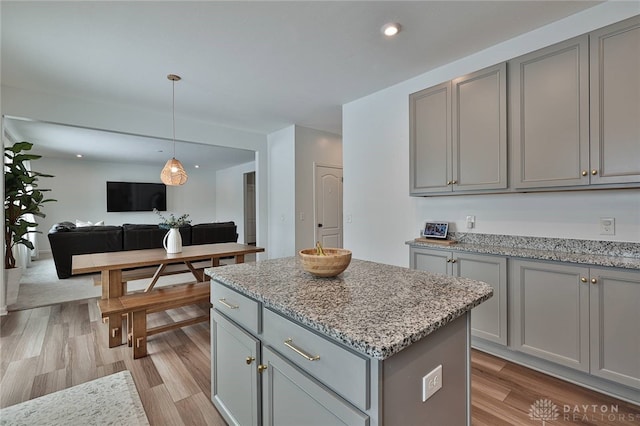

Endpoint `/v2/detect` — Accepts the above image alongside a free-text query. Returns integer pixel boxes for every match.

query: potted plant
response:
[4,141,55,272]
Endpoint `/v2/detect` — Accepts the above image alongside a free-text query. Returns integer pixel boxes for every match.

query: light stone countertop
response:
[407,233,640,270]
[206,257,493,360]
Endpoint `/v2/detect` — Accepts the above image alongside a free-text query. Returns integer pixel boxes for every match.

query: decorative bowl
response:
[298,248,352,277]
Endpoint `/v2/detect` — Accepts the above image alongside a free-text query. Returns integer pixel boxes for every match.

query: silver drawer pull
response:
[284,338,320,361]
[218,298,239,310]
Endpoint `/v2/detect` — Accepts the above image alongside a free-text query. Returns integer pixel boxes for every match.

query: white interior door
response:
[314,165,343,248]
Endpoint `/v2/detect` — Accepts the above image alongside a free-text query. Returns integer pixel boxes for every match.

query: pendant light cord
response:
[172,78,176,159]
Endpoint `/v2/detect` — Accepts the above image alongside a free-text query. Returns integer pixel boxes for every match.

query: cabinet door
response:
[510,260,590,372]
[409,82,452,194]
[589,268,640,389]
[410,247,451,275]
[590,16,640,184]
[452,63,507,191]
[510,36,590,189]
[211,310,260,426]
[261,346,368,426]
[453,253,507,345]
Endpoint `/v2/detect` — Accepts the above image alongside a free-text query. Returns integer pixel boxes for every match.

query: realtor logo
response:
[529,398,560,425]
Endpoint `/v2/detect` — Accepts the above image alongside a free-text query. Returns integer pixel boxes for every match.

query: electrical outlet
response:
[422,365,443,402]
[600,217,615,235]
[466,215,475,229]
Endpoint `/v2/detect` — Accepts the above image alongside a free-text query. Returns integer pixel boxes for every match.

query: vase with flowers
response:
[154,208,191,253]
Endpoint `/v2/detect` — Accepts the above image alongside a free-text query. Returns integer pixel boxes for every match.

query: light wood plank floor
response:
[1,299,639,425]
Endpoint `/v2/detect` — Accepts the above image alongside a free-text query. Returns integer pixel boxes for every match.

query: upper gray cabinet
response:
[510,36,590,189]
[510,15,640,190]
[589,16,640,185]
[410,63,507,195]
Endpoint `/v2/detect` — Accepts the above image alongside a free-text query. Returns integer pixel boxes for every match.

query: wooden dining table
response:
[72,242,264,347]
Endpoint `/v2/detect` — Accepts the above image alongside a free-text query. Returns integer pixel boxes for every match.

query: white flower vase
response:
[163,227,182,254]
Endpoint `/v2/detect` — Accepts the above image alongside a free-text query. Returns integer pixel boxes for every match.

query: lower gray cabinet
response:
[261,346,369,426]
[510,260,640,390]
[589,267,640,389]
[211,310,261,426]
[509,260,590,371]
[411,247,507,345]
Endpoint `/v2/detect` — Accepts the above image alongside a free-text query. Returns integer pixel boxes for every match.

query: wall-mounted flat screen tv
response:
[106,181,167,212]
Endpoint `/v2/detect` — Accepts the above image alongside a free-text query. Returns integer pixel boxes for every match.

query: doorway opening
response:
[243,171,256,245]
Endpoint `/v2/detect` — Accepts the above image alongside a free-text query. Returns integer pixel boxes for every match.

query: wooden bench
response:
[97,282,210,359]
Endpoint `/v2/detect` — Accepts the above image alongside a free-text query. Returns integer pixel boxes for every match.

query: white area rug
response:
[9,253,206,311]
[0,370,149,425]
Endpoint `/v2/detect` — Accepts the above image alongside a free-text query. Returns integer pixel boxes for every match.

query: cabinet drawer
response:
[211,280,260,335]
[262,308,369,410]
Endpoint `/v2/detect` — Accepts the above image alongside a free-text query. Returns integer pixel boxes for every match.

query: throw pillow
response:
[76,220,104,227]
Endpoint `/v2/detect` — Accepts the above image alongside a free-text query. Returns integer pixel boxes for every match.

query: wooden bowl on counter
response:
[298,248,352,277]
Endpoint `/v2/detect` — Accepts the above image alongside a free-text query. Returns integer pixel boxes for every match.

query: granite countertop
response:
[206,257,492,360]
[407,233,640,270]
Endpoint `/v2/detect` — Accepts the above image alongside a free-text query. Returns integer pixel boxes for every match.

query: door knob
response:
[258,364,268,373]
[591,278,598,284]
[591,170,598,175]
[580,277,587,283]
[318,224,323,228]
[246,356,255,365]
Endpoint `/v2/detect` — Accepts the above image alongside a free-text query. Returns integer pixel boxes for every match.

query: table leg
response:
[212,257,220,267]
[132,310,147,359]
[104,269,124,348]
[235,254,245,264]
[185,261,204,282]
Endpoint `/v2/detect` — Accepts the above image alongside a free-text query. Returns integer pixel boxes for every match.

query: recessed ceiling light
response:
[76,154,83,158]
[194,165,200,169]
[381,23,401,37]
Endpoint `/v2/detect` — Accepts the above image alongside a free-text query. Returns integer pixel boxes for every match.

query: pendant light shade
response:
[161,74,188,186]
[161,158,188,185]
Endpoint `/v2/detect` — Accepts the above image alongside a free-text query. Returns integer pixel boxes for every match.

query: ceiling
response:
[2,1,603,166]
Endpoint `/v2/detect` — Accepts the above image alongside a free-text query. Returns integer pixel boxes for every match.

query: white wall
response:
[294,126,342,251]
[216,160,256,244]
[35,157,218,253]
[267,126,296,258]
[343,3,640,268]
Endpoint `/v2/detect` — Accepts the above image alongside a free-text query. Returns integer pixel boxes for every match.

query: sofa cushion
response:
[191,222,237,244]
[122,224,192,250]
[48,225,123,279]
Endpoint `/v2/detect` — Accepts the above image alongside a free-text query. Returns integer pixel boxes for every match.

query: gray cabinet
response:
[509,260,590,371]
[261,346,369,426]
[510,36,590,189]
[510,259,640,390]
[511,16,640,190]
[411,247,507,345]
[589,16,640,184]
[211,310,261,426]
[410,63,507,195]
[211,282,371,426]
[589,267,640,390]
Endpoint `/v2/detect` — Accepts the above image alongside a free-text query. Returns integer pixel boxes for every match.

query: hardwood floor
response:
[1,299,639,425]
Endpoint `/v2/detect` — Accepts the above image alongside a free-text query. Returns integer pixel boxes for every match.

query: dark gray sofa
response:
[48,221,237,279]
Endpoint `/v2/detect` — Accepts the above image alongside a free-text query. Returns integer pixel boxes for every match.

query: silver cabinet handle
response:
[218,298,239,310]
[284,338,320,361]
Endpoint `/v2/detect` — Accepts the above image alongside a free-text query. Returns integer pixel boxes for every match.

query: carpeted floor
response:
[8,253,208,311]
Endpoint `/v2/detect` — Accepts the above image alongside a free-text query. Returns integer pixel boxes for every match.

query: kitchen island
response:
[206,257,493,426]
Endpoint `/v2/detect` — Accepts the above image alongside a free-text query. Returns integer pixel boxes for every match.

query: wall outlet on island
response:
[422,364,443,402]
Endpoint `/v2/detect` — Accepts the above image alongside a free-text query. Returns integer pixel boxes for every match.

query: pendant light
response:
[161,74,188,186]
